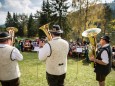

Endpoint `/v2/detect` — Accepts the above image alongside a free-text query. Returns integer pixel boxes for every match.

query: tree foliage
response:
[98,3,112,34]
[27,14,38,37]
[50,0,71,38]
[38,0,52,38]
[108,19,115,31]
[5,0,114,41]
[5,12,38,37]
[68,0,113,40]
[5,11,14,27]
[37,0,70,39]
[16,14,28,37]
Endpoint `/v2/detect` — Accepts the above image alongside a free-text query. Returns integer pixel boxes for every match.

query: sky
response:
[0,0,114,25]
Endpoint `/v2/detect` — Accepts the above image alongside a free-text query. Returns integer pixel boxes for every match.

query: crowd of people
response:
[0,25,114,86]
[14,35,115,66]
[112,46,115,67]
[14,38,40,52]
[68,41,89,61]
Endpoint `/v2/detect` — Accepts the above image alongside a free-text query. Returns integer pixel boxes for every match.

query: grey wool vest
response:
[0,46,21,80]
[46,38,69,75]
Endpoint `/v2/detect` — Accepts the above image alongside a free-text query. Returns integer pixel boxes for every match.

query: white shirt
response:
[38,43,50,61]
[38,37,61,61]
[101,44,110,64]
[0,44,23,61]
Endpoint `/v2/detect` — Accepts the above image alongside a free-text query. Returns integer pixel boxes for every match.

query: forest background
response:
[0,0,115,45]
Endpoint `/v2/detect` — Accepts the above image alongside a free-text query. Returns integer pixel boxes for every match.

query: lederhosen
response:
[94,45,112,81]
[0,78,20,86]
[46,72,66,86]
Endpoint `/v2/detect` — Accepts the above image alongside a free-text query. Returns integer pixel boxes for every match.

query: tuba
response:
[39,23,52,41]
[6,27,18,46]
[82,28,101,67]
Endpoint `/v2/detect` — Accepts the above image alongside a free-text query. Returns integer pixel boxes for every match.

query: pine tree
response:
[27,14,37,37]
[100,4,112,34]
[16,14,28,37]
[39,0,52,25]
[38,0,52,38]
[50,0,69,25]
[12,13,18,27]
[50,0,70,38]
[5,11,14,27]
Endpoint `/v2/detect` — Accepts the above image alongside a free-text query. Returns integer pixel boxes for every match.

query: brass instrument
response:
[82,28,101,67]
[88,36,97,67]
[39,23,52,41]
[6,27,18,45]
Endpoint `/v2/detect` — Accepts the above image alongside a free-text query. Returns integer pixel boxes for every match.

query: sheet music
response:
[76,47,82,53]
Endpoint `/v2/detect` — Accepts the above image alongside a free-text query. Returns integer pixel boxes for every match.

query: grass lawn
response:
[1,52,114,86]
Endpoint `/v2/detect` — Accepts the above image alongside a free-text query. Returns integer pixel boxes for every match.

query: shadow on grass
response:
[112,67,115,71]
[68,56,91,66]
[68,56,83,62]
[82,59,91,66]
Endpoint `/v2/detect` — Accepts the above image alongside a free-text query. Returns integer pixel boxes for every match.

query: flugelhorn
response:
[39,23,52,41]
[6,27,18,45]
[82,28,101,67]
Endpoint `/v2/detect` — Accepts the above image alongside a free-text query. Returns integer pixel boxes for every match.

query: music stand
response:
[76,47,83,78]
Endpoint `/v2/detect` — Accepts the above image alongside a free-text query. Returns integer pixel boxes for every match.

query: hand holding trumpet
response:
[39,39,45,48]
[89,55,95,62]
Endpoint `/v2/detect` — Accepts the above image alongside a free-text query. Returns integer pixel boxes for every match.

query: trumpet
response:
[39,23,52,41]
[6,27,18,46]
[88,36,97,67]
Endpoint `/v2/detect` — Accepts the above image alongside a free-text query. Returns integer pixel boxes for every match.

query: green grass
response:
[19,52,115,86]
[0,52,115,86]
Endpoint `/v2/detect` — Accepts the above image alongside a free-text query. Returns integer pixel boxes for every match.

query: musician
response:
[38,25,69,86]
[0,32,23,86]
[90,35,112,86]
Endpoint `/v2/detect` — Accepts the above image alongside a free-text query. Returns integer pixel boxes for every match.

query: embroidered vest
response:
[0,46,20,80]
[46,38,69,75]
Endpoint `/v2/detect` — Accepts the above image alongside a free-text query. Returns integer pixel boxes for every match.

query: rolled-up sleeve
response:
[38,43,50,61]
[11,48,23,61]
[101,50,109,64]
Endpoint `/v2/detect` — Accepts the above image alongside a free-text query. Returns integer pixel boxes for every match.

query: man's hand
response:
[39,40,45,48]
[89,55,95,62]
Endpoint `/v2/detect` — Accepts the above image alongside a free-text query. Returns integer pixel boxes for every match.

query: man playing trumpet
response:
[38,25,69,86]
[0,32,23,86]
